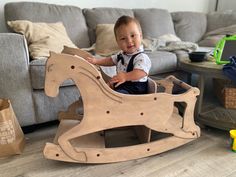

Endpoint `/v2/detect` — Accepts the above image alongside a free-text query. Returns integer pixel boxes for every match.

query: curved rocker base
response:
[44,134,195,164]
[43,115,198,164]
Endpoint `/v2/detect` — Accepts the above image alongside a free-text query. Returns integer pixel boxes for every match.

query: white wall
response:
[217,0,236,11]
[0,0,215,32]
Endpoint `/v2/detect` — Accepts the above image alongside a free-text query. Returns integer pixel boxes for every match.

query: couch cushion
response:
[207,11,236,33]
[198,11,236,47]
[134,9,175,39]
[30,52,177,88]
[83,8,134,45]
[95,24,120,56]
[96,51,177,76]
[30,59,75,89]
[146,51,177,75]
[171,12,207,43]
[4,2,90,48]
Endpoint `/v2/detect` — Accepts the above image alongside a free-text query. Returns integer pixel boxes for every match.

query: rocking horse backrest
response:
[62,46,93,59]
[147,78,157,93]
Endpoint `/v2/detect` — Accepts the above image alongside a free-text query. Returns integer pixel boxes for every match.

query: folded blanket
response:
[158,41,198,52]
[143,34,198,52]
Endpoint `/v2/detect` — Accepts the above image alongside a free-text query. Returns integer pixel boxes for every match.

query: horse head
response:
[45,52,63,97]
[44,52,102,97]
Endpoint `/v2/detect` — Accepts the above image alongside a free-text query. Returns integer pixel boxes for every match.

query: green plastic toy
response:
[214,35,236,65]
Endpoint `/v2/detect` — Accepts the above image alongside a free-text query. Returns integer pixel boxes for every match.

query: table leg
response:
[187,73,192,85]
[196,75,205,117]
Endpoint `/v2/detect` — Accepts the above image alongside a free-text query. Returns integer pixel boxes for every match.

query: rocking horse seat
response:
[43,51,200,163]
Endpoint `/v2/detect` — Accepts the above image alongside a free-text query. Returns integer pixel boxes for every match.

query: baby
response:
[87,15,151,94]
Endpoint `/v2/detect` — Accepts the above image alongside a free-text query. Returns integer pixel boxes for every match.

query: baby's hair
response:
[114,15,142,37]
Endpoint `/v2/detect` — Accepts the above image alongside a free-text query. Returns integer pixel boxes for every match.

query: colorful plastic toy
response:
[214,35,236,64]
[230,130,236,152]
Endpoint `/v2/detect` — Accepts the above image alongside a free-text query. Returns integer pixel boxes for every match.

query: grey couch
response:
[1,2,235,127]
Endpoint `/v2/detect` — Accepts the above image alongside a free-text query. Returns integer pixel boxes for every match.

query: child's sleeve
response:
[133,54,151,74]
[111,54,118,65]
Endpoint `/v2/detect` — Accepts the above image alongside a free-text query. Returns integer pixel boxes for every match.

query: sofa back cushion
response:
[4,2,90,48]
[134,9,175,39]
[83,8,134,45]
[171,12,207,42]
[206,11,236,32]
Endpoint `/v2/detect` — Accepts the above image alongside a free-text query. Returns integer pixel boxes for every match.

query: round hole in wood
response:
[56,153,59,157]
[154,97,157,100]
[106,111,110,114]
[140,112,144,116]
[96,76,100,79]
[97,154,100,157]
[71,65,75,69]
[147,148,150,151]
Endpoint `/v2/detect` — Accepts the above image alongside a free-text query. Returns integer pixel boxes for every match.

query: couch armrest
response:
[0,33,36,126]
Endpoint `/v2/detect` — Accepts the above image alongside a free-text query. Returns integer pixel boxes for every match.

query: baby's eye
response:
[131,34,135,38]
[120,37,126,41]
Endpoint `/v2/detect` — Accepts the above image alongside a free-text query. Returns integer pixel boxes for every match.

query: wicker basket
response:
[213,78,236,109]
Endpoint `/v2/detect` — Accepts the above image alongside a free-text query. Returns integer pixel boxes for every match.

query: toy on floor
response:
[43,49,201,163]
[230,130,236,152]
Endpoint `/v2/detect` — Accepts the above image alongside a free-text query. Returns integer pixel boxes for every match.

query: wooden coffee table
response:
[179,57,236,130]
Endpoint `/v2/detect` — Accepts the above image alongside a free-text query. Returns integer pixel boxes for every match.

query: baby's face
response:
[115,22,142,54]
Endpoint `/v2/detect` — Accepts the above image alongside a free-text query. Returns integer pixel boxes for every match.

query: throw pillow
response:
[95,24,120,56]
[198,35,224,47]
[7,20,77,59]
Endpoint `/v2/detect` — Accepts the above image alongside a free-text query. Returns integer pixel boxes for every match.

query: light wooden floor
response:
[0,124,236,177]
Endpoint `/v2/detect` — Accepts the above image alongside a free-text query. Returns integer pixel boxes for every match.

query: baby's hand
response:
[110,72,127,87]
[86,57,97,65]
[107,81,114,89]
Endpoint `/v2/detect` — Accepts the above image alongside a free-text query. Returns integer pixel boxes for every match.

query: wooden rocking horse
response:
[43,49,201,163]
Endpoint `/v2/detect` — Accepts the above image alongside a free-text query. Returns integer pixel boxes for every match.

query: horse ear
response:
[49,51,57,58]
